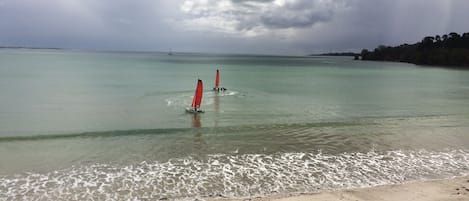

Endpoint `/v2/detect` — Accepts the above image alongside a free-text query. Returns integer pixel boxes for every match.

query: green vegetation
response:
[361,32,469,67]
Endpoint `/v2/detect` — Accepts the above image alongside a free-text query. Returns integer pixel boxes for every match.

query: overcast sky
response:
[1,0,469,55]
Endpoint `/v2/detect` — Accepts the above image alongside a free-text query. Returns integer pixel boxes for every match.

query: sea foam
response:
[1,149,468,200]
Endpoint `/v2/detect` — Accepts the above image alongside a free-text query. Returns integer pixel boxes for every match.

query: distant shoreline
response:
[0,46,63,50]
[1,46,360,57]
[3,43,468,69]
[0,46,311,58]
[311,52,359,57]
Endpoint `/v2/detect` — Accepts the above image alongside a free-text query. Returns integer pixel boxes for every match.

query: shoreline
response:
[210,175,469,201]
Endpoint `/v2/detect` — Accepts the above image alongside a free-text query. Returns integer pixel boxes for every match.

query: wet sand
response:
[210,176,469,201]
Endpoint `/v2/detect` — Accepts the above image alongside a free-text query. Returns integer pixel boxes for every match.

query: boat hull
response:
[213,87,227,92]
[185,108,205,113]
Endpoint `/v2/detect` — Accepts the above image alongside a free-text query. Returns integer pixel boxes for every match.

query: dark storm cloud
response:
[179,0,347,34]
[1,0,469,54]
[176,0,469,54]
[251,0,346,29]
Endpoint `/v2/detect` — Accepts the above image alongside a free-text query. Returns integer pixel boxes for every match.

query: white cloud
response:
[178,0,347,37]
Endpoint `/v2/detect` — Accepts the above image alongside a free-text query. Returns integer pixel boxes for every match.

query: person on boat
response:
[213,87,226,91]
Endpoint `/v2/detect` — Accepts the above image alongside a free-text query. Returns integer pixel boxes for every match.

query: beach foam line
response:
[1,149,468,200]
[210,175,469,201]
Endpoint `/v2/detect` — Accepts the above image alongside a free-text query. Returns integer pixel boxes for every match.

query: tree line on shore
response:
[361,32,469,67]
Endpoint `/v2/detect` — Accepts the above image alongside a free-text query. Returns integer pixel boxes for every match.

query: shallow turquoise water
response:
[0,49,468,199]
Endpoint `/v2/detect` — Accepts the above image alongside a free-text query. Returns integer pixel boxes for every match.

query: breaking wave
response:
[1,150,468,200]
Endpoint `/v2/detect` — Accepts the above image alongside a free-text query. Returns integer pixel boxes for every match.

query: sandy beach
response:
[210,176,469,201]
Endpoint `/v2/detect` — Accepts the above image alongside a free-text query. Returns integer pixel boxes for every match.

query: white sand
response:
[210,176,469,201]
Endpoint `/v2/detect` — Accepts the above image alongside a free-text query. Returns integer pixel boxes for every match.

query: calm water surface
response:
[0,49,468,200]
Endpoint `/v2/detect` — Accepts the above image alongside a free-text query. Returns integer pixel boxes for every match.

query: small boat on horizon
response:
[186,79,204,113]
[213,69,227,92]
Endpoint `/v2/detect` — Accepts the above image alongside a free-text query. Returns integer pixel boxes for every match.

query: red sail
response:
[191,79,203,109]
[215,69,220,89]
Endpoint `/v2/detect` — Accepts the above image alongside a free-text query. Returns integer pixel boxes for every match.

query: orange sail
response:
[215,69,220,90]
[191,79,203,109]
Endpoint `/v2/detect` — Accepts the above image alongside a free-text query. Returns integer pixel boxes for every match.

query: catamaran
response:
[213,69,227,91]
[186,79,204,113]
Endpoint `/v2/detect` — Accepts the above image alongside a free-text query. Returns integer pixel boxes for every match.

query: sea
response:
[0,48,468,200]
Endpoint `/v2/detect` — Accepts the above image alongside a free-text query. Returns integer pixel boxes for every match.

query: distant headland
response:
[0,46,63,50]
[361,32,469,67]
[313,52,360,57]
[310,52,361,60]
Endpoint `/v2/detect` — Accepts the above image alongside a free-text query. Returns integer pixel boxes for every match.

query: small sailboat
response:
[186,79,204,113]
[213,69,227,91]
